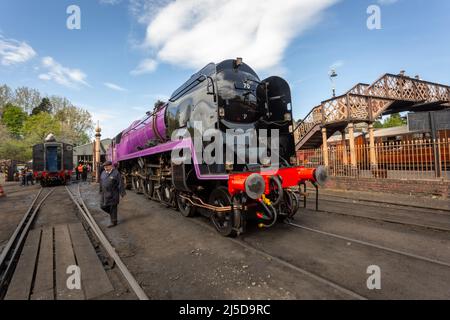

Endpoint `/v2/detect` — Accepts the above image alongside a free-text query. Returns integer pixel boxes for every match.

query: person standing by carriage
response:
[81,162,88,182]
[99,161,126,227]
[77,162,84,181]
[26,168,34,185]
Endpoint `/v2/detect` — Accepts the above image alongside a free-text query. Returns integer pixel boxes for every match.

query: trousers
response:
[101,204,118,223]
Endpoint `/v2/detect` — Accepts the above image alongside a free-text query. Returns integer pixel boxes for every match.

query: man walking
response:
[100,161,126,228]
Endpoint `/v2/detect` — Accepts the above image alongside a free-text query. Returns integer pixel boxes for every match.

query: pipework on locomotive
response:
[106,58,327,236]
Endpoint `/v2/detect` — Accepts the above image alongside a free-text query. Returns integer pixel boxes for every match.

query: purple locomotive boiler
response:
[107,59,327,236]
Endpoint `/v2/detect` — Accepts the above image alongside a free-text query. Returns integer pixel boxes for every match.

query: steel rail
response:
[176,214,367,300]
[286,222,450,268]
[0,188,43,267]
[309,192,450,213]
[65,185,149,300]
[0,188,54,294]
[302,198,450,232]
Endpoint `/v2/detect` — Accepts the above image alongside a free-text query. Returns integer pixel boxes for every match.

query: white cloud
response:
[129,0,171,24]
[104,82,128,92]
[39,56,89,88]
[0,35,36,66]
[130,58,158,75]
[134,0,338,72]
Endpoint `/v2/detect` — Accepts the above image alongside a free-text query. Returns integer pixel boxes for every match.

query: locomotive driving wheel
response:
[279,189,299,221]
[143,178,154,199]
[209,187,237,237]
[131,176,144,194]
[177,193,196,217]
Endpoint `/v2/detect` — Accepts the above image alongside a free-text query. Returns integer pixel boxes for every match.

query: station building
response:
[73,138,112,167]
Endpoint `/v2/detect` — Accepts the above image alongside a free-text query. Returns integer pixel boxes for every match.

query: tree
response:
[373,120,383,129]
[54,105,93,145]
[0,84,13,113]
[22,112,61,145]
[383,113,407,128]
[49,95,72,114]
[0,123,10,144]
[0,123,31,161]
[13,87,41,114]
[1,103,28,137]
[32,97,53,115]
[0,139,31,162]
[373,113,407,129]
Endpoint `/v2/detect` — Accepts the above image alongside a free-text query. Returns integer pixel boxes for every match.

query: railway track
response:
[313,192,450,213]
[304,197,450,232]
[67,184,148,300]
[0,188,53,297]
[0,184,148,300]
[285,221,450,268]
[168,213,368,300]
[149,193,449,299]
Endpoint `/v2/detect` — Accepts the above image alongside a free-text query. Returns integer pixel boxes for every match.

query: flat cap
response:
[103,160,113,166]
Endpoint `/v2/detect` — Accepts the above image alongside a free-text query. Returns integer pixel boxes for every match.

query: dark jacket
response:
[100,168,126,206]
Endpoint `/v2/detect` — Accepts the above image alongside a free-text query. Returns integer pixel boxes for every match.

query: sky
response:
[0,0,449,139]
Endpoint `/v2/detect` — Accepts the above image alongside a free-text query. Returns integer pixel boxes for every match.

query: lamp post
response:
[329,69,338,97]
[94,121,101,183]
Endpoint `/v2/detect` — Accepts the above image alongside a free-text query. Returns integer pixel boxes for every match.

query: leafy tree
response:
[13,87,41,114]
[0,123,10,143]
[373,120,383,129]
[0,84,13,113]
[0,139,31,162]
[49,95,72,114]
[0,85,94,161]
[22,112,61,145]
[32,97,53,115]
[373,113,407,129]
[54,105,93,145]
[1,103,28,137]
[382,113,407,128]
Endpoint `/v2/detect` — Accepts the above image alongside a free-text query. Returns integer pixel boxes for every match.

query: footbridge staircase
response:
[294,73,450,150]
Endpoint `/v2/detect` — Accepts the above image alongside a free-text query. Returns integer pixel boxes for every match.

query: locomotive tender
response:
[107,59,326,236]
[32,134,73,186]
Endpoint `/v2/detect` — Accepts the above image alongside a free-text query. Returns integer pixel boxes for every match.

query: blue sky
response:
[0,0,449,139]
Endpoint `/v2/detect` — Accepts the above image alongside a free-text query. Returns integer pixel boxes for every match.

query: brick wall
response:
[324,177,450,199]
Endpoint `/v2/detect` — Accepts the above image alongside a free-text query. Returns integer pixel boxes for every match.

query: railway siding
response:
[5,223,113,300]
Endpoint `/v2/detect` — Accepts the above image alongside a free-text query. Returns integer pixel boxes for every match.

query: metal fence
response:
[297,138,450,181]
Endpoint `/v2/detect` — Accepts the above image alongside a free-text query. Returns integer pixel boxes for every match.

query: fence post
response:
[322,127,329,167]
[348,123,357,169]
[341,131,348,167]
[368,123,377,170]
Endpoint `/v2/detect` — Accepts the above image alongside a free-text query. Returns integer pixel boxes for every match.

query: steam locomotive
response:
[107,59,326,236]
[32,134,73,186]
